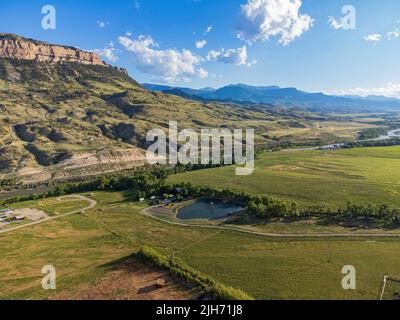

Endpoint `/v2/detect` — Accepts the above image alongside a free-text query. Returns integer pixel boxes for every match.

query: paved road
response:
[141,206,400,238]
[0,195,97,235]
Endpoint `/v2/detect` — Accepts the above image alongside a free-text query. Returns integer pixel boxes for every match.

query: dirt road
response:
[141,206,400,239]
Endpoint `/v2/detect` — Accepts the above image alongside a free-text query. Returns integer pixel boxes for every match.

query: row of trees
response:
[358,127,389,140]
[162,183,400,224]
[343,137,400,149]
[0,167,170,206]
[247,195,400,223]
[2,168,400,224]
[138,246,253,300]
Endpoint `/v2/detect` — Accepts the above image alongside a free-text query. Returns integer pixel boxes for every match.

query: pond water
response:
[177,198,244,220]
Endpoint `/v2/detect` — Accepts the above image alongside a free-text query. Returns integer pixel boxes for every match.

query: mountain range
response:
[143,83,400,112]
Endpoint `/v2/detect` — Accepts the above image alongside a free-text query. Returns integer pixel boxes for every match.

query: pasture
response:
[0,190,399,300]
[168,146,400,208]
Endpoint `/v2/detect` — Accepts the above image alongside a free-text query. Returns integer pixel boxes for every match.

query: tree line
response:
[358,127,389,140]
[1,166,400,224]
[343,137,400,149]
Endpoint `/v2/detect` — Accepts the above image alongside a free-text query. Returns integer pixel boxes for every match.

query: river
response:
[284,129,400,152]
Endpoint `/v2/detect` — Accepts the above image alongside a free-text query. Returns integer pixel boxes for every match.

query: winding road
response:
[141,206,400,238]
[0,195,97,235]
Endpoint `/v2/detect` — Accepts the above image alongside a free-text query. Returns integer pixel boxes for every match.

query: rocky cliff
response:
[0,33,107,66]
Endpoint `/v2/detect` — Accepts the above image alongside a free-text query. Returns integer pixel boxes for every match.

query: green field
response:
[7,198,90,215]
[1,190,399,300]
[168,146,400,208]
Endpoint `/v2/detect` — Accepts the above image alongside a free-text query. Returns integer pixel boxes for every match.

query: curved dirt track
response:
[0,195,97,235]
[141,206,400,239]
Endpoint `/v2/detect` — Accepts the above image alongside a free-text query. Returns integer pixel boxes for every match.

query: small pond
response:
[177,198,244,220]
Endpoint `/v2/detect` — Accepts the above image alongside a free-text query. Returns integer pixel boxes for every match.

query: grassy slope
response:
[0,59,312,174]
[168,146,400,208]
[0,190,399,300]
[0,57,381,180]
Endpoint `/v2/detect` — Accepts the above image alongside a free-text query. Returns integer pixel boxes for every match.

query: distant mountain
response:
[143,83,400,112]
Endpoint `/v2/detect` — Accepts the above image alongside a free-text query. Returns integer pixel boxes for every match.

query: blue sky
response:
[1,0,400,97]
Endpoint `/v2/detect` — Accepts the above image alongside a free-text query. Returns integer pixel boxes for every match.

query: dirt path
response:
[141,206,400,239]
[0,195,97,235]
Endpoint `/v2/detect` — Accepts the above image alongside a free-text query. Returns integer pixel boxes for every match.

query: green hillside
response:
[0,36,383,183]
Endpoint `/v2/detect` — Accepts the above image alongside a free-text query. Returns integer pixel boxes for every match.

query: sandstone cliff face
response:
[0,34,107,66]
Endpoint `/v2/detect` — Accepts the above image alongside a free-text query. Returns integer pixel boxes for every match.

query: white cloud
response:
[236,0,314,46]
[206,46,256,67]
[205,26,213,34]
[97,21,110,28]
[326,83,400,99]
[328,16,344,30]
[363,33,381,43]
[387,28,400,40]
[195,40,207,49]
[94,42,119,63]
[118,35,208,83]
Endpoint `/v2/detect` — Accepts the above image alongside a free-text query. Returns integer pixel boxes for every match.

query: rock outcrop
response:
[0,33,107,66]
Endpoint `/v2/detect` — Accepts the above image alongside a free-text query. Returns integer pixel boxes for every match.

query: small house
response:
[14,215,25,221]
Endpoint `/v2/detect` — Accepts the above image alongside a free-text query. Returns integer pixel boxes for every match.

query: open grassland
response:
[0,190,399,300]
[268,120,377,142]
[7,197,90,215]
[168,146,400,208]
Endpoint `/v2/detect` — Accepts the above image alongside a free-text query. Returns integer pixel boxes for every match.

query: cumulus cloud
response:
[363,33,381,43]
[328,17,344,30]
[387,28,400,40]
[326,83,400,99]
[195,40,207,49]
[94,42,119,62]
[236,0,314,46]
[118,35,208,83]
[206,46,256,67]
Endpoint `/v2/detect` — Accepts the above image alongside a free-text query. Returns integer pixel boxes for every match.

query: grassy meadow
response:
[7,198,91,215]
[168,146,400,208]
[0,190,399,300]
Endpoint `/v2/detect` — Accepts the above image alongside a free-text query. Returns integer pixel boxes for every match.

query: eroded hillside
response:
[0,34,378,183]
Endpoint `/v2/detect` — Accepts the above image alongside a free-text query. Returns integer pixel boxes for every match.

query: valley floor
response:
[168,146,400,208]
[0,189,399,300]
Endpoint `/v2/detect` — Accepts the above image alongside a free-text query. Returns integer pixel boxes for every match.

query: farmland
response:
[0,188,399,300]
[168,146,400,208]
